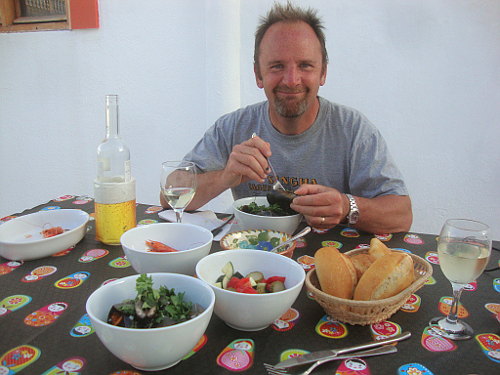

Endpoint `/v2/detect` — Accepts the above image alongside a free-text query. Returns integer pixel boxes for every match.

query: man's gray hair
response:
[254,1,329,71]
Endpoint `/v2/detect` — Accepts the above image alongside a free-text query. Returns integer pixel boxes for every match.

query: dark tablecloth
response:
[1,196,499,375]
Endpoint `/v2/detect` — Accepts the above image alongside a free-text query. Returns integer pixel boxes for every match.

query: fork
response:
[263,345,397,375]
[251,133,286,192]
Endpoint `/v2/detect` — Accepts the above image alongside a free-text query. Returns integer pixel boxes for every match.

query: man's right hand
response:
[220,134,272,188]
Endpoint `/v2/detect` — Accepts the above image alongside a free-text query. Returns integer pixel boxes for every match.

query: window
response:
[0,0,99,32]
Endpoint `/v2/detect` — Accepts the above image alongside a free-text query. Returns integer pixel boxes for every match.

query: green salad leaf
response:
[238,202,294,216]
[115,274,195,328]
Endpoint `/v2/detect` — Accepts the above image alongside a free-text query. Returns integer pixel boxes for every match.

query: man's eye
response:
[270,64,283,70]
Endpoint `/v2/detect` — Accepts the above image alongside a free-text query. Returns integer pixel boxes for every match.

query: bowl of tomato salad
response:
[195,249,305,331]
[120,223,213,275]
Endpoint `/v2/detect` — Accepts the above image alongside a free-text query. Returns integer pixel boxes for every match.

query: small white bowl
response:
[195,249,305,331]
[120,223,213,275]
[233,196,302,234]
[86,273,215,371]
[0,209,90,261]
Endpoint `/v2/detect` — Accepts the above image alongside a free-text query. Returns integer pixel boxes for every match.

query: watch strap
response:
[345,194,359,225]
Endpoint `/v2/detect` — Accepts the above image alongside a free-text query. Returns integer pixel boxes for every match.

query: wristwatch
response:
[345,194,359,225]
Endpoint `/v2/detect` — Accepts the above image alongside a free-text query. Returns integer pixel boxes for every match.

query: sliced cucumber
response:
[256,282,267,294]
[215,274,225,283]
[221,261,234,278]
[222,275,230,289]
[268,280,285,293]
[233,271,244,279]
[245,271,265,283]
[214,281,222,288]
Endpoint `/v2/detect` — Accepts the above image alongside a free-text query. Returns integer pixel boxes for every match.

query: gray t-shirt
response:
[183,96,408,200]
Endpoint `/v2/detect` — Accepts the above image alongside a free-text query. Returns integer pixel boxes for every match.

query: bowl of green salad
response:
[232,196,302,235]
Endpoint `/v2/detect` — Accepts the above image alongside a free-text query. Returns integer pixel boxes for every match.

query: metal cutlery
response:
[211,214,234,236]
[272,331,411,369]
[264,345,397,375]
[270,226,311,253]
[251,132,286,192]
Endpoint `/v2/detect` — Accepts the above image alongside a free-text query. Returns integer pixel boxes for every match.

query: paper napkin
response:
[158,210,234,241]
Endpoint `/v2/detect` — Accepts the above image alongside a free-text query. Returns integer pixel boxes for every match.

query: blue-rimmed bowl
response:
[220,229,296,258]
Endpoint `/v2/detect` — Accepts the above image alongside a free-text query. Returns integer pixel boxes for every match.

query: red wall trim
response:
[69,0,99,29]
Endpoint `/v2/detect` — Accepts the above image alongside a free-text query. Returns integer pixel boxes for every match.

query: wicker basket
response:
[305,249,433,325]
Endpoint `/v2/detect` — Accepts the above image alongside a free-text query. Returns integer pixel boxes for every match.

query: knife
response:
[274,331,411,369]
[211,214,234,236]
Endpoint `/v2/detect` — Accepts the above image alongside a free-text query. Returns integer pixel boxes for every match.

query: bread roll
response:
[368,237,392,259]
[315,247,357,299]
[353,252,415,300]
[350,253,375,279]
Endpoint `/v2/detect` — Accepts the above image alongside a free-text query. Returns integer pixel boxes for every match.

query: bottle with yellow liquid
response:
[94,94,136,245]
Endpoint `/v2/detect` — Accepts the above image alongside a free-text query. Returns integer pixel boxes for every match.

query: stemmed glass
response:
[429,218,491,340]
[160,161,197,223]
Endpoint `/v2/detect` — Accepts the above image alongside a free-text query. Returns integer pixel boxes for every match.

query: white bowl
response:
[0,209,90,261]
[233,196,302,234]
[120,223,213,275]
[86,273,215,371]
[195,249,305,331]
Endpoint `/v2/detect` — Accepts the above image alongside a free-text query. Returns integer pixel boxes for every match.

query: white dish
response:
[233,196,302,234]
[196,249,305,331]
[120,223,213,275]
[0,209,90,261]
[86,273,215,371]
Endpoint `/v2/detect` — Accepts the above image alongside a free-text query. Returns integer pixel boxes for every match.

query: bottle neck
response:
[105,95,119,139]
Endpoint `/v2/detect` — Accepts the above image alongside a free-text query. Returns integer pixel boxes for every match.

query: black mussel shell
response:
[266,190,298,212]
[107,305,134,328]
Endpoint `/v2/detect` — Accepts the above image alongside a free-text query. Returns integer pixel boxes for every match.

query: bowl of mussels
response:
[86,273,215,371]
[232,196,302,235]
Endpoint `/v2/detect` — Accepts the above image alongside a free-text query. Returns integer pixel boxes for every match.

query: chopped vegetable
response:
[221,261,234,278]
[214,262,286,294]
[238,202,295,216]
[107,274,202,328]
[245,271,264,283]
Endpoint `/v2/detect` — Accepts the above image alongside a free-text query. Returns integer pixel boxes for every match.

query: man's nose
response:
[282,66,300,86]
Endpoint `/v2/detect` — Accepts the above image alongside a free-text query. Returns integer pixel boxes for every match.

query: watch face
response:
[349,211,359,224]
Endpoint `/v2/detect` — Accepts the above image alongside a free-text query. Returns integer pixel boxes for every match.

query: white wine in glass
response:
[160,161,197,223]
[429,218,491,340]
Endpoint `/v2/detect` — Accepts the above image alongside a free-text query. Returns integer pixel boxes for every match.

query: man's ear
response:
[254,63,264,89]
[320,64,327,86]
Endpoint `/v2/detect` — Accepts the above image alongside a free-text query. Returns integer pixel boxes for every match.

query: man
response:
[164,2,412,234]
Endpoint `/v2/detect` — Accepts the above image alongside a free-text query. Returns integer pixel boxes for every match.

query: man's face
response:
[255,21,326,119]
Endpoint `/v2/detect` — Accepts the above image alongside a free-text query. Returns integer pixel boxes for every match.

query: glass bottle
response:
[94,95,136,245]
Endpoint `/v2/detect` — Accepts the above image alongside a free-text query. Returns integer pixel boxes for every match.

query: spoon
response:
[270,226,311,253]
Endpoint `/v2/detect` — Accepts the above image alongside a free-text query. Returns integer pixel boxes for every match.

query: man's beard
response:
[273,87,309,118]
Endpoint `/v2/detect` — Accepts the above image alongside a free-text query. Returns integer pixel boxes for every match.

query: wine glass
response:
[429,218,491,340]
[160,161,197,223]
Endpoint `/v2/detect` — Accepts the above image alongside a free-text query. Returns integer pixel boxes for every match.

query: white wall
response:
[1,0,499,239]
